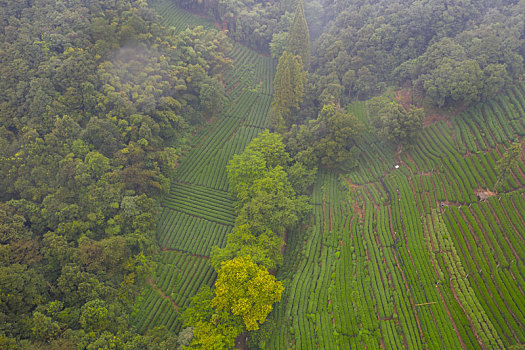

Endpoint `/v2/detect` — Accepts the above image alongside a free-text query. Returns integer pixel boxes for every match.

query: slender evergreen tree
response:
[287,0,310,67]
[270,51,306,131]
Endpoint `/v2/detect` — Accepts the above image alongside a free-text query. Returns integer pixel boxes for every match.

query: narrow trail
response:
[147,277,180,312]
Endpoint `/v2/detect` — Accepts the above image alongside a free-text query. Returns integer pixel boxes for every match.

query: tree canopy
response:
[285,103,364,170]
[287,0,310,67]
[369,96,424,146]
[212,256,284,331]
[0,0,230,347]
[269,52,307,131]
[308,0,523,106]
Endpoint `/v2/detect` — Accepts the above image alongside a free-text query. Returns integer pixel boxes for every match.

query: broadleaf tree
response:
[212,256,284,331]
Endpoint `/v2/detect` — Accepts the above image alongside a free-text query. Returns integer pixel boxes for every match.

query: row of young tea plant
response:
[268,84,524,349]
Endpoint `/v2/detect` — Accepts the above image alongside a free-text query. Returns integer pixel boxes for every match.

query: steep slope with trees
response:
[2,0,524,349]
[0,0,230,347]
[309,0,524,107]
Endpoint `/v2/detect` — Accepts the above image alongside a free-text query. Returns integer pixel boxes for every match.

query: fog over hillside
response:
[0,0,523,349]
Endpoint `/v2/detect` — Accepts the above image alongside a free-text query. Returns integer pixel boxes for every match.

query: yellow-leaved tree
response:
[212,256,284,331]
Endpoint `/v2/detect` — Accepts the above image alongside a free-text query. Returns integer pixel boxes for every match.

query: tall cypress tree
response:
[287,0,310,67]
[270,51,306,131]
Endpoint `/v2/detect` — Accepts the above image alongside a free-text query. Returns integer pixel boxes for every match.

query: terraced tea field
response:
[133,1,276,333]
[137,3,524,347]
[268,84,525,349]
[151,0,214,32]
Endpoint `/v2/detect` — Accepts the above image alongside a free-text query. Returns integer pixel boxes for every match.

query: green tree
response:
[212,256,284,331]
[287,0,310,67]
[423,58,484,107]
[182,286,215,327]
[270,32,289,59]
[370,97,424,146]
[188,314,243,350]
[30,311,61,343]
[182,286,243,350]
[79,299,113,333]
[270,52,306,131]
[312,104,364,170]
[481,64,507,99]
[85,151,111,180]
[56,264,101,307]
[227,149,267,205]
[243,130,291,169]
[283,103,364,170]
[286,161,316,195]
[200,77,225,117]
[0,264,47,337]
[210,224,283,271]
[237,166,310,236]
[0,203,30,244]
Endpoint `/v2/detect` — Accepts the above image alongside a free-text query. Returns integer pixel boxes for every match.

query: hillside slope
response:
[268,84,525,349]
[132,1,276,333]
[135,3,524,348]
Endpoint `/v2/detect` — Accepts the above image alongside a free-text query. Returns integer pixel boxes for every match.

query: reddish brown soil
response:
[147,277,180,311]
[474,188,497,201]
[423,113,451,127]
[435,285,468,350]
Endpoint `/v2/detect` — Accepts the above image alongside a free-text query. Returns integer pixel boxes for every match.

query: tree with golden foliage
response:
[212,256,284,331]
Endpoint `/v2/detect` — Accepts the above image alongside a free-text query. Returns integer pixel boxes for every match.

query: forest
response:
[0,0,524,349]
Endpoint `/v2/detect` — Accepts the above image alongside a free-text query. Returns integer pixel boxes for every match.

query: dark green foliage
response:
[369,96,424,146]
[309,0,523,106]
[285,103,364,171]
[287,0,310,67]
[226,130,311,237]
[269,52,306,131]
[286,161,317,195]
[0,0,230,347]
[173,0,297,53]
[0,264,47,336]
[200,77,225,117]
[423,58,484,107]
[407,37,513,107]
[235,165,310,236]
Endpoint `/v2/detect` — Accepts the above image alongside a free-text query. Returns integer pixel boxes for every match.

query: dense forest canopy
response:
[0,0,230,347]
[174,0,524,108]
[310,0,524,104]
